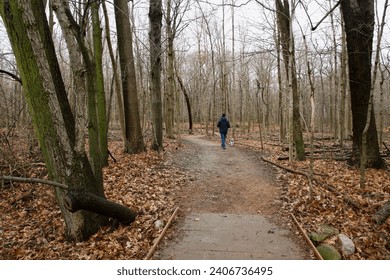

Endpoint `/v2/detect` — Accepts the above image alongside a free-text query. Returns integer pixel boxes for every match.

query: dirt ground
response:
[167,135,278,215]
[155,134,312,259]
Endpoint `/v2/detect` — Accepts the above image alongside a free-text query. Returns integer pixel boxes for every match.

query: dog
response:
[229,138,235,146]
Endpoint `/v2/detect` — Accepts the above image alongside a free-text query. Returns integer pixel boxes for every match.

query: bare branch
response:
[0,175,69,190]
[0,69,23,85]
[300,0,341,31]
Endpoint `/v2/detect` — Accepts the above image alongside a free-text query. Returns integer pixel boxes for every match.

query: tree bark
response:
[114,0,145,154]
[51,0,103,184]
[92,1,108,166]
[149,0,164,151]
[51,0,86,154]
[340,0,384,168]
[176,71,193,133]
[165,0,175,139]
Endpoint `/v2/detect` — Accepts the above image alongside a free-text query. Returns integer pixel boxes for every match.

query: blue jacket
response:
[217,116,230,134]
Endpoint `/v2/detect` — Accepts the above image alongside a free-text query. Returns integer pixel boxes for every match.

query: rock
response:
[318,224,339,235]
[316,244,342,260]
[373,200,390,225]
[309,224,339,242]
[309,232,331,242]
[338,234,355,256]
[154,220,165,229]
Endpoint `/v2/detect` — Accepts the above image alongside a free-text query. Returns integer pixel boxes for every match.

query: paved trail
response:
[156,135,310,260]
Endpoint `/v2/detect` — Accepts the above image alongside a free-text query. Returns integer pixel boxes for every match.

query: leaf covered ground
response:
[236,133,390,260]
[1,130,389,260]
[1,134,188,259]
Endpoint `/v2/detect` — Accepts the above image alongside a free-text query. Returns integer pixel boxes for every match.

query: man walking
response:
[217,113,230,149]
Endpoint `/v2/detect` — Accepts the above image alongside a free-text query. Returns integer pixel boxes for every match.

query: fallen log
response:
[64,191,136,225]
[277,155,348,161]
[261,157,309,176]
[373,200,390,225]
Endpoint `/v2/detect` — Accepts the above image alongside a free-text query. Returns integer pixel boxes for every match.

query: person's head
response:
[222,113,226,117]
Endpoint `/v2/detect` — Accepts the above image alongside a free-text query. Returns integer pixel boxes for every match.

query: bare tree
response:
[92,0,109,166]
[275,0,305,160]
[51,0,104,183]
[360,0,389,187]
[149,0,164,151]
[340,0,384,168]
[114,0,145,153]
[164,0,190,139]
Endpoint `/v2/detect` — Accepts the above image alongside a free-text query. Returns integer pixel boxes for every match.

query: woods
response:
[0,0,389,259]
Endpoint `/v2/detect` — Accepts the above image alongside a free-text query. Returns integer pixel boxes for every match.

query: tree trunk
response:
[92,1,108,166]
[165,0,175,139]
[275,0,305,160]
[149,0,164,151]
[102,1,125,143]
[340,0,384,168]
[0,0,108,241]
[51,0,103,184]
[360,0,388,187]
[176,71,193,134]
[339,18,348,148]
[114,0,145,154]
[275,26,285,143]
[51,0,86,153]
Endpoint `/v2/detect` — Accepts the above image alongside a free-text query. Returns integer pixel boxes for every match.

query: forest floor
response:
[0,128,389,260]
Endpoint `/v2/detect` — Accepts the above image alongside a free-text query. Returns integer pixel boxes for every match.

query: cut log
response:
[64,191,136,225]
[373,200,390,225]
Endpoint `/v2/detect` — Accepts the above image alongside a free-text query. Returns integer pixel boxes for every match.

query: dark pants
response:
[220,132,227,148]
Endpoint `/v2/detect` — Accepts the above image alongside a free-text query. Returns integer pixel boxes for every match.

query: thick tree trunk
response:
[0,0,109,241]
[149,0,164,151]
[51,0,103,184]
[340,0,384,168]
[114,0,145,154]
